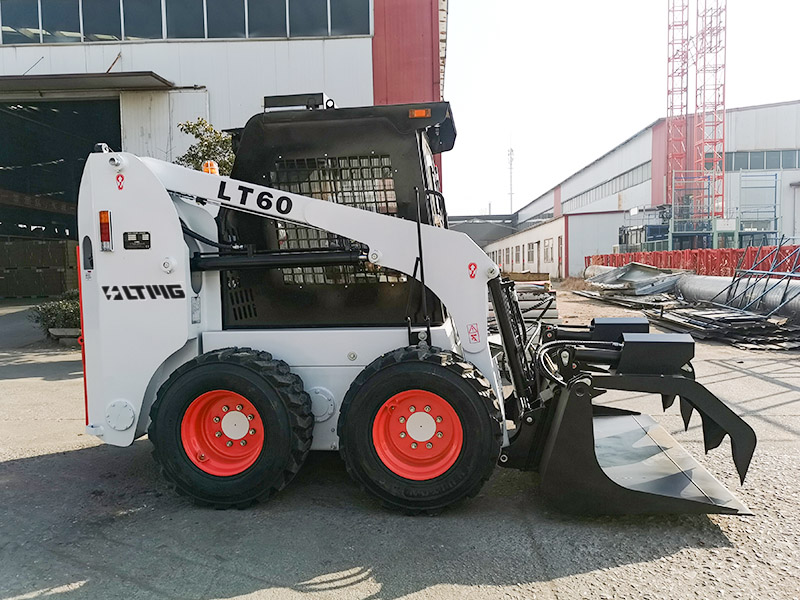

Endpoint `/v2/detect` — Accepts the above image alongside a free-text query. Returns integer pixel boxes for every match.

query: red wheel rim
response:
[181,390,265,476]
[372,389,463,480]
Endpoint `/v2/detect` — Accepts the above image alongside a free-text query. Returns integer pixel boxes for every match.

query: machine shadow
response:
[0,441,734,600]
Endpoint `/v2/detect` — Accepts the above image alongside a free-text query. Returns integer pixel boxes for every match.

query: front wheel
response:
[149,347,313,508]
[338,346,502,513]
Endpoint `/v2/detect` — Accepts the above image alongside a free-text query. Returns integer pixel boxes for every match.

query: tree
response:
[174,118,234,175]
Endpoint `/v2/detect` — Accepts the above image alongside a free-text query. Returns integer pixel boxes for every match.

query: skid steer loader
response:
[76,96,755,515]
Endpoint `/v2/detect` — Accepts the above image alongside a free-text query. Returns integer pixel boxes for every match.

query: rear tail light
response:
[202,160,219,175]
[99,210,113,251]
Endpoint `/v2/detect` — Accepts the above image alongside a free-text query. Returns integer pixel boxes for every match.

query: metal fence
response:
[586,243,800,277]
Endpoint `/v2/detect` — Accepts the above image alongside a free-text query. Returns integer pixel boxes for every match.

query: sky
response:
[442,0,800,216]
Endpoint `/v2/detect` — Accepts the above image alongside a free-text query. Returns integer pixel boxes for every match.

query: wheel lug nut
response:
[424,405,431,412]
[436,416,442,423]
[240,440,247,446]
[399,416,406,423]
[198,453,206,461]
[226,440,233,447]
[426,442,432,449]
[247,414,254,420]
[399,432,406,438]
[215,431,222,437]
[213,416,220,423]
[236,404,243,411]
[411,442,417,449]
[409,406,416,412]
[437,431,443,438]
[249,428,256,435]
[222,405,229,412]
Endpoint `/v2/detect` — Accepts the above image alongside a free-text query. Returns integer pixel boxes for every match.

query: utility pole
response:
[508,148,514,214]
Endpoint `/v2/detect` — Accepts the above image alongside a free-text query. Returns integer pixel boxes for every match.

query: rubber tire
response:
[148,347,313,508]
[338,346,502,513]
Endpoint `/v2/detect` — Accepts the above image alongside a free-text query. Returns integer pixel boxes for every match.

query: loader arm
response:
[131,155,504,401]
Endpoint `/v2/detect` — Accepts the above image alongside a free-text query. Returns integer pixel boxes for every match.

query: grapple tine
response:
[679,397,694,430]
[662,394,676,411]
[700,412,728,453]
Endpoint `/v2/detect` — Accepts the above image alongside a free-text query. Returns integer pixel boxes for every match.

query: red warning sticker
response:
[467,323,480,344]
[116,173,125,190]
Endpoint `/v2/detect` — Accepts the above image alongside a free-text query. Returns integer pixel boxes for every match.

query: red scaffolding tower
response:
[693,0,727,217]
[666,0,689,208]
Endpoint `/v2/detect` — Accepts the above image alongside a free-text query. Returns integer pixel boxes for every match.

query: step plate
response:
[593,414,751,514]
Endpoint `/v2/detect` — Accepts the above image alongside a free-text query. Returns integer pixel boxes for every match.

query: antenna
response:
[508,148,514,213]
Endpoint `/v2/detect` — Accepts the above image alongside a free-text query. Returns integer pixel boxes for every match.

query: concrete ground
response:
[0,292,798,600]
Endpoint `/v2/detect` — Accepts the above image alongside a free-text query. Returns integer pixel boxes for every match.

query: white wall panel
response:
[120,91,171,159]
[567,212,625,277]
[727,103,800,152]
[0,37,374,137]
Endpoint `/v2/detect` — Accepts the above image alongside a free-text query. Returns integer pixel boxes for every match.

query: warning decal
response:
[467,323,481,344]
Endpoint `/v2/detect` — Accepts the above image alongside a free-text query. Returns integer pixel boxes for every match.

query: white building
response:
[0,0,448,238]
[470,100,800,279]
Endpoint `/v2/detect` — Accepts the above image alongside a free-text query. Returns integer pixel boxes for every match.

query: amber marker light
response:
[99,210,113,251]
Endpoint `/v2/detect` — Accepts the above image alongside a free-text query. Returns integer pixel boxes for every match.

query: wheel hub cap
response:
[221,411,249,440]
[405,412,436,442]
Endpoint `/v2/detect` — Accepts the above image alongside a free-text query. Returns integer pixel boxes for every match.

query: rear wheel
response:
[149,347,313,508]
[339,346,502,513]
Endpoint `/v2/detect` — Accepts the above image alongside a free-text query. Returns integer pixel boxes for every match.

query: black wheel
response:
[338,346,502,513]
[148,347,313,508]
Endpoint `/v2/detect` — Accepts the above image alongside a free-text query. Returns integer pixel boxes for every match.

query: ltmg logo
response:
[102,284,186,301]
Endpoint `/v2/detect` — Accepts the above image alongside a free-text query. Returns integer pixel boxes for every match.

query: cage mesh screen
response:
[270,155,405,284]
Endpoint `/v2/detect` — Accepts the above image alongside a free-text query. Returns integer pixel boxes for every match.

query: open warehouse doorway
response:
[0,98,120,297]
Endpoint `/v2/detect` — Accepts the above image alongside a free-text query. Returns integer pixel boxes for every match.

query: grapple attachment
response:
[538,376,755,515]
[489,278,756,516]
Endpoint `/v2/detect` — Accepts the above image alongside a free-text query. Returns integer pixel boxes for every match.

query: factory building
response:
[453,100,800,279]
[0,0,447,296]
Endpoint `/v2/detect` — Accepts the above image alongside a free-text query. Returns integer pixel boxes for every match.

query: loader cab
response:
[219,101,456,329]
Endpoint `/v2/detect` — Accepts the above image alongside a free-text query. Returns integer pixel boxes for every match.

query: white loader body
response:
[78,152,503,449]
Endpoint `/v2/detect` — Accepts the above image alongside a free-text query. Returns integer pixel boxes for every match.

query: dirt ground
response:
[1,291,798,600]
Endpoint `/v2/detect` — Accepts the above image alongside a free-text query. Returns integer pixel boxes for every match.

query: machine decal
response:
[467,323,481,344]
[123,231,151,250]
[217,180,293,216]
[468,262,477,279]
[116,174,125,190]
[102,284,185,301]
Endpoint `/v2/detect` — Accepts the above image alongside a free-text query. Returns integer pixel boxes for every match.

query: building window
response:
[527,242,534,262]
[330,0,369,35]
[783,150,798,169]
[515,245,521,264]
[123,0,163,39]
[41,0,81,43]
[543,239,553,263]
[248,0,287,37]
[505,248,510,266]
[166,0,204,38]
[1,0,40,44]
[733,152,748,171]
[0,0,371,44]
[207,0,245,38]
[749,151,765,170]
[289,0,327,36]
[83,0,121,40]
[766,151,781,169]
